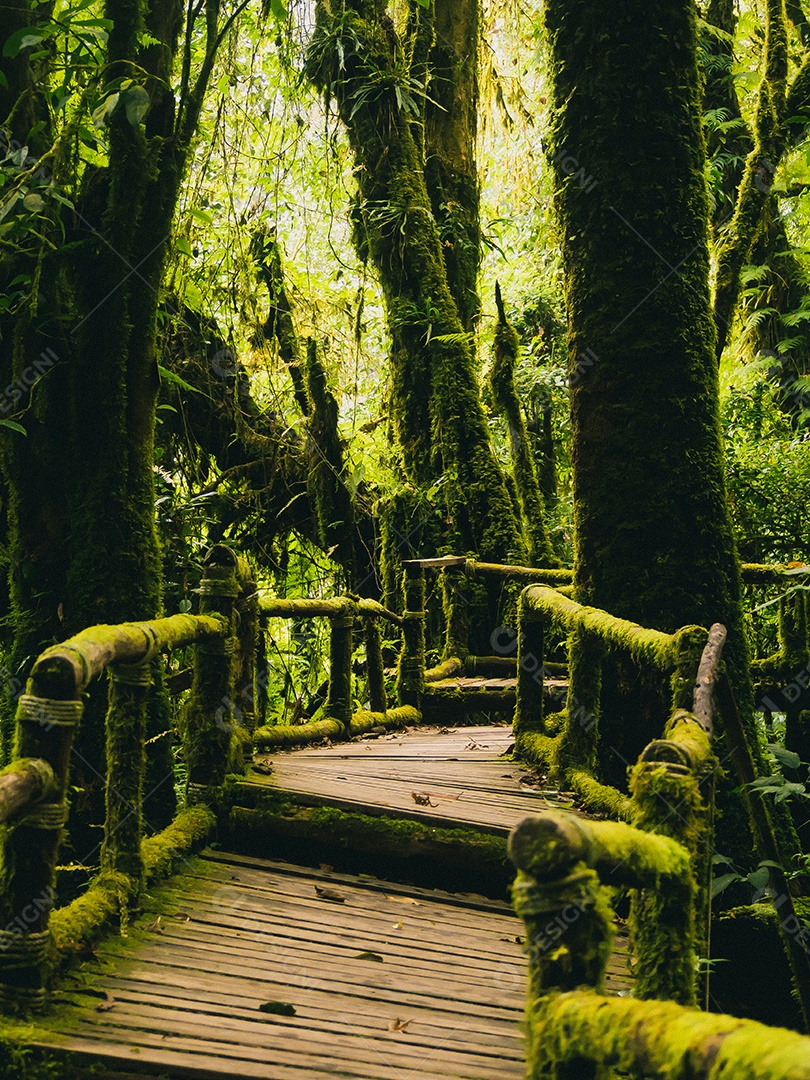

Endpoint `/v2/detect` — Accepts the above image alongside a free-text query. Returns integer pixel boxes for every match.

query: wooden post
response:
[0,681,82,1012]
[514,589,545,739]
[441,566,469,662]
[364,618,388,714]
[397,565,425,711]
[552,624,603,783]
[326,606,354,736]
[508,815,613,999]
[186,546,238,796]
[102,658,153,885]
[234,557,259,735]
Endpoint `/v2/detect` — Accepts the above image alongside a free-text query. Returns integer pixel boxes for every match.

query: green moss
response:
[101,677,148,884]
[49,806,214,964]
[525,988,810,1079]
[228,799,508,871]
[566,770,634,822]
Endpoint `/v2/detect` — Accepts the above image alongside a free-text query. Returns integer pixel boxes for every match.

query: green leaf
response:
[3,27,49,58]
[178,598,192,614]
[176,237,193,257]
[124,85,150,127]
[269,0,286,20]
[157,364,201,393]
[415,0,431,7]
[189,207,213,226]
[92,92,119,129]
[747,867,770,891]
[0,420,26,436]
[769,743,802,770]
[23,193,45,212]
[711,872,742,898]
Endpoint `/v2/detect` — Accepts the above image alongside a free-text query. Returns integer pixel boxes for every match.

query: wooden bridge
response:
[0,548,809,1077]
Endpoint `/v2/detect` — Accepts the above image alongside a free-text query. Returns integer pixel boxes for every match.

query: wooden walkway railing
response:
[0,545,808,1080]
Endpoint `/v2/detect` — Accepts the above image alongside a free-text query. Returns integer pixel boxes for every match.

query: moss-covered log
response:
[524,988,810,1079]
[50,805,215,961]
[252,705,420,749]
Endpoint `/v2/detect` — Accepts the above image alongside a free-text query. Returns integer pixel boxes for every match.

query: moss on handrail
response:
[521,585,676,669]
[50,806,215,962]
[525,988,810,1079]
[259,595,404,627]
[252,705,420,748]
[30,613,225,697]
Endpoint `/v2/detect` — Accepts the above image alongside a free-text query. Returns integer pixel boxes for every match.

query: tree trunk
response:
[544,0,752,767]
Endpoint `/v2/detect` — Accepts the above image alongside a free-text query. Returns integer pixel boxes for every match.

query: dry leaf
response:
[315,885,346,903]
[259,1001,296,1016]
[384,894,421,906]
[144,917,163,933]
[392,919,404,929]
[354,951,384,962]
[388,1018,413,1032]
[411,791,437,807]
[95,991,116,1013]
[319,863,334,873]
[253,759,274,775]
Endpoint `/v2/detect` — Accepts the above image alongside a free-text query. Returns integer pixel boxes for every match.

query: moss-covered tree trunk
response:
[306,0,524,565]
[0,0,232,846]
[424,0,481,332]
[544,0,752,767]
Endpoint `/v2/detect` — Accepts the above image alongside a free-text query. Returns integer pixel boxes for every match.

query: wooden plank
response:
[74,980,524,1052]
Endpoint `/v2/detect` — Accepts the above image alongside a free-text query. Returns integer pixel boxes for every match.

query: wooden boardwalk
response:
[240,725,580,835]
[37,727,632,1077]
[46,851,530,1079]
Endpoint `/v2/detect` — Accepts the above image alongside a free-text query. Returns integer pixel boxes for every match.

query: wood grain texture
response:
[241,724,581,834]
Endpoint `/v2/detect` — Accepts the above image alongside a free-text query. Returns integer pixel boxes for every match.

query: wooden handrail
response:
[0,759,56,824]
[30,613,225,698]
[259,594,404,627]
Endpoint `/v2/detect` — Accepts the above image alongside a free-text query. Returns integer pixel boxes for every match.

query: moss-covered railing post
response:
[509,815,614,1001]
[325,602,354,737]
[234,556,259,737]
[0,670,81,1012]
[101,650,156,887]
[364,617,388,714]
[514,589,545,740]
[397,565,426,710]
[186,546,239,797]
[552,625,603,786]
[441,564,470,662]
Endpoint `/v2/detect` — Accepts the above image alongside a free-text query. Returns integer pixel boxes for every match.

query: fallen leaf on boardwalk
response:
[388,1018,413,1032]
[411,791,437,807]
[95,992,116,1013]
[465,739,488,750]
[314,885,346,903]
[384,894,421,905]
[392,919,404,929]
[354,951,384,962]
[319,863,334,873]
[253,759,274,775]
[171,911,191,922]
[144,917,163,933]
[436,727,456,735]
[259,1001,296,1016]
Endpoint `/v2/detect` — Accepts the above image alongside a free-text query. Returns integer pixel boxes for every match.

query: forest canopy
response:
[2,0,810,713]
